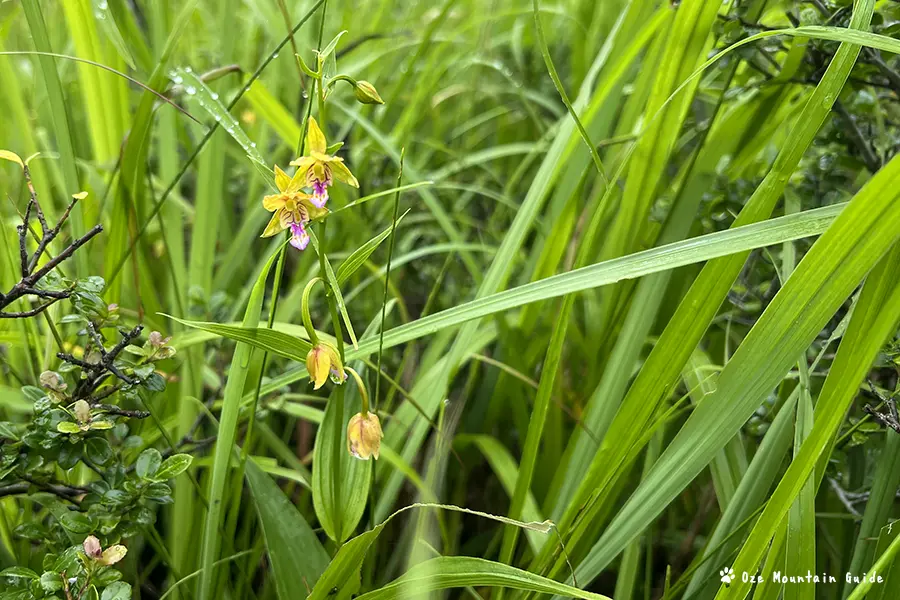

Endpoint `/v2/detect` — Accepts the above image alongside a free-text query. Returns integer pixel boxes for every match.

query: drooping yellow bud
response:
[305,342,344,390]
[346,412,383,460]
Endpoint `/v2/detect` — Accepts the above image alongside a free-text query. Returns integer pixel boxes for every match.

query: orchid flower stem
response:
[346,367,370,416]
[301,277,324,345]
[317,219,345,361]
[317,73,327,135]
[325,74,356,92]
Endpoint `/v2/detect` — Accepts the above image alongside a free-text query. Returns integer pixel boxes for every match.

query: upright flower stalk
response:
[261,32,386,465]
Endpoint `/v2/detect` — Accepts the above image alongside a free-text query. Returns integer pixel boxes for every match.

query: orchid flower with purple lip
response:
[290,117,359,208]
[260,165,328,251]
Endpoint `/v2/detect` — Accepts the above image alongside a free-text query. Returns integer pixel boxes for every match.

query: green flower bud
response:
[40,370,67,392]
[354,80,384,105]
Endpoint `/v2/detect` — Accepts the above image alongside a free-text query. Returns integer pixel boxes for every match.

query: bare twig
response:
[1,166,102,318]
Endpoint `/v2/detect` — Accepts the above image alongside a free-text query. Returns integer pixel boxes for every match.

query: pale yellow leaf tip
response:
[0,150,24,169]
[73,191,89,200]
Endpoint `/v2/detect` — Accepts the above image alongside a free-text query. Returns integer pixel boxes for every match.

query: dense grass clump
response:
[3,1,900,599]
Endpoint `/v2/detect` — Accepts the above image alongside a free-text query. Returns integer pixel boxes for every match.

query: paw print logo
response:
[720,567,735,587]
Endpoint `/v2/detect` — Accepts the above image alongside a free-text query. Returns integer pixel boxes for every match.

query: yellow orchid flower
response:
[290,117,359,208]
[261,165,328,250]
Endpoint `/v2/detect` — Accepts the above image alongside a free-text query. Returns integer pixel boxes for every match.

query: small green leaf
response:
[85,437,113,466]
[101,581,132,600]
[56,510,93,534]
[0,567,39,580]
[57,422,84,434]
[318,30,347,61]
[0,150,24,169]
[21,386,45,403]
[143,482,173,502]
[0,422,18,440]
[135,448,162,479]
[143,373,167,392]
[40,571,63,593]
[155,454,193,480]
[308,229,359,349]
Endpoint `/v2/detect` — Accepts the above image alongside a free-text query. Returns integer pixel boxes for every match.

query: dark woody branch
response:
[863,379,900,434]
[58,324,145,399]
[0,165,103,318]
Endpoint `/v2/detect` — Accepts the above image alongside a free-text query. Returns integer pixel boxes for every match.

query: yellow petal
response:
[289,156,315,171]
[100,545,127,566]
[0,150,24,169]
[274,165,291,192]
[263,193,286,212]
[299,197,329,221]
[286,166,307,192]
[306,117,327,154]
[261,210,287,237]
[312,348,330,390]
[329,159,359,188]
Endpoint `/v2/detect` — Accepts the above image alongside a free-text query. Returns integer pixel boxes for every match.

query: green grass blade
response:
[196,244,283,600]
[356,557,610,600]
[574,124,899,589]
[717,243,900,600]
[539,0,874,579]
[245,458,330,597]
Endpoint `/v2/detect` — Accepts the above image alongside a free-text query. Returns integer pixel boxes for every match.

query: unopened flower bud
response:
[82,535,127,565]
[83,535,102,559]
[73,400,91,425]
[347,412,383,460]
[354,80,384,105]
[306,343,344,390]
[40,371,67,392]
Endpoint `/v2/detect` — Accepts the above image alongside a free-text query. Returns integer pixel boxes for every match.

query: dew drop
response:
[211,92,219,100]
[185,86,196,95]
[184,66,193,73]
